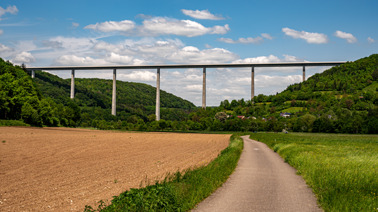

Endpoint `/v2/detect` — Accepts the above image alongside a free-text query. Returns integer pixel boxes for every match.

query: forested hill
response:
[279,54,378,100]
[33,71,196,123]
[0,58,196,127]
[34,71,194,109]
[213,54,377,133]
[0,58,81,127]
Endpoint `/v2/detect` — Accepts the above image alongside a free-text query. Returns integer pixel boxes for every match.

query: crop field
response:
[249,132,377,211]
[0,127,230,211]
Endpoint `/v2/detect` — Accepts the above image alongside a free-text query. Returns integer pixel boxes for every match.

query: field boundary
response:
[249,132,377,211]
[85,134,243,211]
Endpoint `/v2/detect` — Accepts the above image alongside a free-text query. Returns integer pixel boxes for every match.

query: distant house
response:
[237,116,246,120]
[280,112,292,118]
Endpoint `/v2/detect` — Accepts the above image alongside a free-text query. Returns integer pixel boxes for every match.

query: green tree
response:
[296,114,316,132]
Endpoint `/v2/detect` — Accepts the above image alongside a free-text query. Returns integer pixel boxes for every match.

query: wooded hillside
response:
[1,54,376,133]
[32,71,195,125]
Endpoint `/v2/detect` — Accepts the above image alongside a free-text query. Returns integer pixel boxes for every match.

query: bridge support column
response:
[251,67,255,103]
[70,70,75,99]
[202,67,206,109]
[31,70,35,78]
[112,69,117,116]
[303,66,306,82]
[156,68,160,121]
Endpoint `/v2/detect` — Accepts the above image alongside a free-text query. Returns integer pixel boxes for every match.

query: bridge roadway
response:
[26,61,346,120]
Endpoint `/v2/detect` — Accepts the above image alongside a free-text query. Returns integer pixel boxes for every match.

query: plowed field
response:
[0,127,230,211]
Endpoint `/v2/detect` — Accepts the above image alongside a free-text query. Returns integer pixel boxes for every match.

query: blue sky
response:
[0,0,377,106]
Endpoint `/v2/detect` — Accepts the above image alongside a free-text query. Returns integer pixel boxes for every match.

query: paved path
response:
[193,135,322,212]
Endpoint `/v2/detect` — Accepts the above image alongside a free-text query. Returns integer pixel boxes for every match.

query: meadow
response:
[249,133,377,211]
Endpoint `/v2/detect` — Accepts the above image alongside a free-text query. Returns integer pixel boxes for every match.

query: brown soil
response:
[0,127,230,211]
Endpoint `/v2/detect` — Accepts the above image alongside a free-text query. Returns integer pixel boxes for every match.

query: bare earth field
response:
[0,127,230,211]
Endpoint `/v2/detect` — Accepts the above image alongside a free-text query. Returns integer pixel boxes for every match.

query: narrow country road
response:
[193,135,322,212]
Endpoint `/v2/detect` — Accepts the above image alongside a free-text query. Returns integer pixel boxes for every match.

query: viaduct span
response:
[26,61,346,121]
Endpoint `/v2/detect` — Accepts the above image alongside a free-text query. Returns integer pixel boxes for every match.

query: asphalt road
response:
[193,135,322,212]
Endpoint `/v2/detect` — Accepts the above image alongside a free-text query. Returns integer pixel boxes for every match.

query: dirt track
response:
[194,136,321,212]
[0,127,230,211]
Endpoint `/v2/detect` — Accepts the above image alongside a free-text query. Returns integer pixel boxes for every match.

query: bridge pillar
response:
[251,67,255,103]
[202,67,206,109]
[31,70,35,78]
[112,69,116,116]
[156,68,160,121]
[70,70,75,99]
[303,66,306,82]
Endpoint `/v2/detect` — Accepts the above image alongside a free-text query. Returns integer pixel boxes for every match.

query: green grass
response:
[0,119,30,126]
[363,81,378,92]
[249,133,378,212]
[255,102,272,105]
[281,107,305,113]
[85,134,243,211]
[284,100,308,105]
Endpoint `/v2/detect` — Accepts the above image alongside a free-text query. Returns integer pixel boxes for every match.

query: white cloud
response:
[85,17,229,37]
[282,27,328,44]
[233,54,304,64]
[0,5,18,18]
[54,53,142,66]
[47,36,97,51]
[119,70,156,81]
[15,40,37,52]
[167,46,238,64]
[84,20,135,32]
[0,43,11,52]
[210,24,230,34]
[106,52,134,64]
[185,84,202,92]
[261,33,273,40]
[55,55,104,66]
[72,22,79,28]
[334,30,357,43]
[0,5,18,34]
[181,9,224,20]
[219,36,263,44]
[219,33,273,44]
[13,51,35,64]
[367,37,375,43]
[0,43,15,58]
[231,54,307,74]
[142,17,229,37]
[255,75,302,88]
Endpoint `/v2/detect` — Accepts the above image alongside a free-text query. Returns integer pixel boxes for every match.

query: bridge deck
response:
[25,61,346,71]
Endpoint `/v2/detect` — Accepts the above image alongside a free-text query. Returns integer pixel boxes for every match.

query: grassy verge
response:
[0,119,30,126]
[85,134,243,211]
[249,133,377,211]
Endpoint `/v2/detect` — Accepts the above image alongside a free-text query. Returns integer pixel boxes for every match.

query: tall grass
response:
[85,134,243,211]
[0,119,29,126]
[249,133,377,211]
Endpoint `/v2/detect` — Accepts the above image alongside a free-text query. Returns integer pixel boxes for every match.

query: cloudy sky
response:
[0,0,377,106]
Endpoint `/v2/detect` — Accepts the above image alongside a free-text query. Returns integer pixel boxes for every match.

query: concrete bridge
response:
[26,62,346,121]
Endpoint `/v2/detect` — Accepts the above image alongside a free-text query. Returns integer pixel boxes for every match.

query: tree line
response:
[0,54,377,134]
